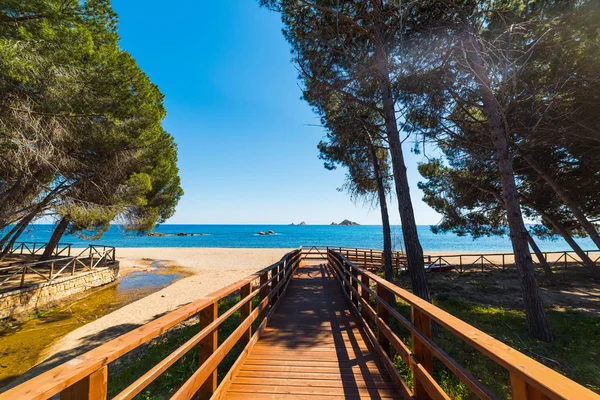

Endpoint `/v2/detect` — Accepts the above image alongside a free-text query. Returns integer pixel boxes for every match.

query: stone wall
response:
[0,263,119,320]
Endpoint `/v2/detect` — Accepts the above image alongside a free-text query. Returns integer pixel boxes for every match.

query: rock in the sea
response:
[299,221,307,226]
[146,232,167,237]
[268,230,275,234]
[337,219,360,226]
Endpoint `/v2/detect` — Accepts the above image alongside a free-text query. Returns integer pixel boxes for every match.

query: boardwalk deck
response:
[224,263,402,399]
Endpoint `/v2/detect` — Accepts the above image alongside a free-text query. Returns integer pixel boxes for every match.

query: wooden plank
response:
[236,370,393,381]
[224,393,400,400]
[232,377,399,389]
[227,384,401,397]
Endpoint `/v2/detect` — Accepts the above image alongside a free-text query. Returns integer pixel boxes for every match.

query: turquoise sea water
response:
[13,224,595,253]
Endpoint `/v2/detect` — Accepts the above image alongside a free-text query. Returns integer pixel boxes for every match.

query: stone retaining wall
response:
[0,263,119,320]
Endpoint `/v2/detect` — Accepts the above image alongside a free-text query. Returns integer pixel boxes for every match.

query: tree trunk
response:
[368,140,397,308]
[525,157,600,249]
[526,232,557,286]
[0,220,26,250]
[372,4,430,302]
[465,30,552,341]
[0,211,37,260]
[368,139,394,282]
[41,216,70,261]
[526,201,600,278]
[0,188,59,260]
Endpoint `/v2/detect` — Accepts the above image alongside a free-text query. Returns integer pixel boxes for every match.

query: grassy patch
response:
[434,299,600,394]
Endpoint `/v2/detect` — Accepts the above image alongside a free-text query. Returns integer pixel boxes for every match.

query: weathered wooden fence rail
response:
[328,249,598,400]
[1,249,302,400]
[6,242,72,257]
[0,244,117,288]
[302,246,600,273]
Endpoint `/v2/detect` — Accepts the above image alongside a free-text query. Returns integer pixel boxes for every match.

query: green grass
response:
[378,270,600,397]
[384,293,600,398]
[434,299,600,395]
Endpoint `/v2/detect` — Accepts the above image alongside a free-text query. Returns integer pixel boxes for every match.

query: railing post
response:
[49,262,54,279]
[271,264,280,305]
[510,371,546,400]
[361,274,370,321]
[351,266,359,308]
[240,282,252,347]
[60,366,107,400]
[198,301,218,400]
[412,307,433,400]
[20,266,26,288]
[279,259,286,297]
[376,283,390,355]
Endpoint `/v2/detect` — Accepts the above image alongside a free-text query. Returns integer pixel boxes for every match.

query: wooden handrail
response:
[316,246,600,272]
[327,250,599,400]
[1,249,302,400]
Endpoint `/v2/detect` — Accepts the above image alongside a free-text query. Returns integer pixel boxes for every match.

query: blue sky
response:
[112,0,442,225]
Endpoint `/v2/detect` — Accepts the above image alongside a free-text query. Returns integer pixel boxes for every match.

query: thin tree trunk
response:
[0,211,37,259]
[525,201,600,277]
[41,216,70,261]
[367,139,393,282]
[0,188,60,260]
[372,6,430,302]
[525,157,600,249]
[464,30,552,341]
[526,232,557,286]
[0,220,26,250]
[368,139,397,308]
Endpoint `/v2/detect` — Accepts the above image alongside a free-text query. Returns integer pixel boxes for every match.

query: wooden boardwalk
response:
[224,263,402,399]
[5,248,599,400]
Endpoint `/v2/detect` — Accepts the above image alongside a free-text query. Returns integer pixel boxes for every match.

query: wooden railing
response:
[1,249,302,400]
[304,246,600,273]
[0,244,117,288]
[327,249,599,400]
[6,242,72,257]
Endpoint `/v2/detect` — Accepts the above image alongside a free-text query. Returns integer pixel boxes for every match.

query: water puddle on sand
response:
[0,261,189,388]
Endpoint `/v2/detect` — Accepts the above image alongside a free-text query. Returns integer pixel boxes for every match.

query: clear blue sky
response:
[112,0,442,225]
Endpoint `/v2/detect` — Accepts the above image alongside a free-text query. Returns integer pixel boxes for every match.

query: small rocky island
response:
[257,230,276,235]
[289,221,307,226]
[331,219,360,226]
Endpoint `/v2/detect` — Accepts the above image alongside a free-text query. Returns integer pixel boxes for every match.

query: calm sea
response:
[13,224,594,253]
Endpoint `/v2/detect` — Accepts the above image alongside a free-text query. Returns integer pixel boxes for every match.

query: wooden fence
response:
[302,246,600,273]
[328,250,599,400]
[0,249,302,400]
[0,244,117,289]
[5,242,72,257]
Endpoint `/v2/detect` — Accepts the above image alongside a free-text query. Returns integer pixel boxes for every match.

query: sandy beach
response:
[52,247,293,353]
